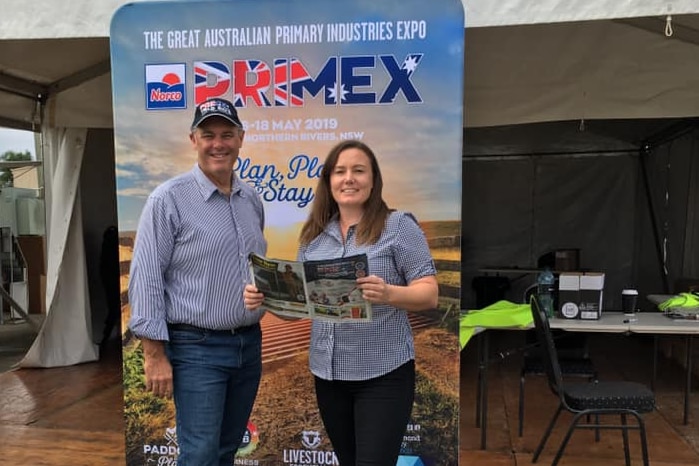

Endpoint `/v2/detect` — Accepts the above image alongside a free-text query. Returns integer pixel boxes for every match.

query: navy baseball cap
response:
[191,98,242,130]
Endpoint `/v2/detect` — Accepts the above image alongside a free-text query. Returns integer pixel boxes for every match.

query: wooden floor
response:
[0,338,126,466]
[1,331,699,465]
[460,331,699,466]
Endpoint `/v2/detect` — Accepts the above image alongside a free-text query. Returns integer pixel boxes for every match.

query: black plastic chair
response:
[518,284,597,438]
[529,295,655,466]
[518,351,597,437]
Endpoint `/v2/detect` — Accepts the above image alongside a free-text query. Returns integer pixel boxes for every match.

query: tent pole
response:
[639,145,670,294]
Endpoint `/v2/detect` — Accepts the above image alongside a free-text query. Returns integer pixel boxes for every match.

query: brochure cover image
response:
[249,253,372,322]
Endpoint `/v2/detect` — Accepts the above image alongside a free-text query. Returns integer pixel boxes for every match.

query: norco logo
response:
[151,89,183,102]
[145,63,187,110]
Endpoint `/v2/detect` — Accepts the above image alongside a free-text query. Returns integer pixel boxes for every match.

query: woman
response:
[244,140,438,466]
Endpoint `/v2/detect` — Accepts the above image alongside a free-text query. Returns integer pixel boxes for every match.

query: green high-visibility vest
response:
[460,300,533,349]
[658,293,699,313]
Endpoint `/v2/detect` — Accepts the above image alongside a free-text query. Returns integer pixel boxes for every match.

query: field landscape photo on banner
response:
[110,0,463,464]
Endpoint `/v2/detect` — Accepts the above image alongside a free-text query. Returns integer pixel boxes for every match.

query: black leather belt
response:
[167,323,259,335]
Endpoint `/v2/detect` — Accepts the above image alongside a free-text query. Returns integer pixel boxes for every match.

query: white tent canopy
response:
[464,0,699,27]
[465,14,699,127]
[0,0,698,366]
[1,0,698,129]
[1,0,698,130]
[3,0,699,36]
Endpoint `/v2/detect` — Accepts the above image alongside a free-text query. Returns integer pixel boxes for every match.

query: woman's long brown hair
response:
[299,140,391,246]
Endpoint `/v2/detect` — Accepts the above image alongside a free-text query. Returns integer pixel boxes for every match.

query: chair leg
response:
[621,414,631,466]
[590,375,601,442]
[532,404,563,463]
[583,413,601,442]
[551,411,587,466]
[518,371,525,437]
[632,412,651,466]
[475,333,483,427]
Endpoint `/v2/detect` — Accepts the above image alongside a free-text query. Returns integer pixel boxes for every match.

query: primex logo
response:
[145,53,424,110]
[282,430,339,466]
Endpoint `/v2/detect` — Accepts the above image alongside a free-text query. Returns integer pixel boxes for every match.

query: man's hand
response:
[141,339,173,398]
[244,283,265,310]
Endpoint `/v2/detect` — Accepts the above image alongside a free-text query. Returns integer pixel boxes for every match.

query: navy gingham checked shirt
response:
[128,164,267,341]
[299,211,436,381]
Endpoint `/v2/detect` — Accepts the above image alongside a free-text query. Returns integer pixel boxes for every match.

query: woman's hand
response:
[244,284,265,311]
[356,274,439,311]
[356,275,391,305]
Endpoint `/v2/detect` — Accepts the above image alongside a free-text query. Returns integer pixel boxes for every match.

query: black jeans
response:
[314,360,415,466]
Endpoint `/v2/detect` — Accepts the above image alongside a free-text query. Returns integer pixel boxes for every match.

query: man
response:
[128,98,267,466]
[281,264,302,301]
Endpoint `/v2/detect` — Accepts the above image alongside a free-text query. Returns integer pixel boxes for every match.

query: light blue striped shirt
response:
[128,164,267,341]
[299,211,436,381]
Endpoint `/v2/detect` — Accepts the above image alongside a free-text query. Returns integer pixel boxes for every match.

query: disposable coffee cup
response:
[622,289,639,315]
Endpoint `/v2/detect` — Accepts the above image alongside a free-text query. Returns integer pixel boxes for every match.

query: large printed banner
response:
[111,0,463,464]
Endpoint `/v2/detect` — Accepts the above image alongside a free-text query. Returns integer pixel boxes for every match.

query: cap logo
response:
[200,100,233,117]
[191,97,240,129]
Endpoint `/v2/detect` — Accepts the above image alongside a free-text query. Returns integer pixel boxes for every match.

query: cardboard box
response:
[579,273,605,320]
[558,273,581,319]
[557,272,605,320]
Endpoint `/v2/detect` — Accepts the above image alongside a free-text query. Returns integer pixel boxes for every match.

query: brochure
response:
[248,252,372,322]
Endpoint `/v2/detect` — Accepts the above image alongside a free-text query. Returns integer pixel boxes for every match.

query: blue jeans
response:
[166,324,262,466]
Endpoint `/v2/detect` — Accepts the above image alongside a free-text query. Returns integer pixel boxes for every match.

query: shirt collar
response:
[326,214,345,242]
[191,164,244,200]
